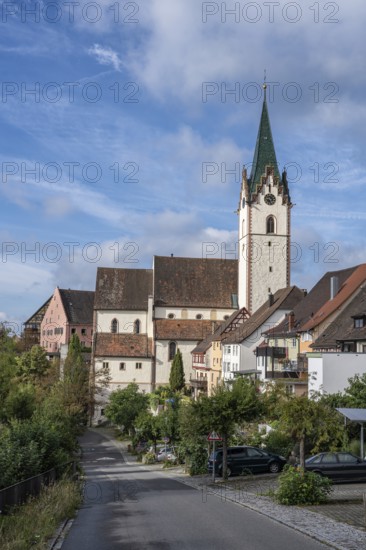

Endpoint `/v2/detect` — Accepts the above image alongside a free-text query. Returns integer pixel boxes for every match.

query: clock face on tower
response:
[264,193,276,205]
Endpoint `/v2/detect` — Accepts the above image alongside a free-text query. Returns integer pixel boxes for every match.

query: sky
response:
[1,0,366,330]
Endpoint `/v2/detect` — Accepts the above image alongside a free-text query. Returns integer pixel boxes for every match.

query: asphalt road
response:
[61,430,330,550]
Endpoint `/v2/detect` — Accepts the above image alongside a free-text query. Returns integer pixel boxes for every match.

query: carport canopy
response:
[336,408,366,459]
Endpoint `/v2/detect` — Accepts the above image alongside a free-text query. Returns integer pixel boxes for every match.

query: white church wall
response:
[96,310,148,333]
[155,340,199,385]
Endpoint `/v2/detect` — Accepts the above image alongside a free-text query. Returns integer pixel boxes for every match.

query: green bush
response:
[265,429,293,458]
[274,466,333,505]
[142,451,156,464]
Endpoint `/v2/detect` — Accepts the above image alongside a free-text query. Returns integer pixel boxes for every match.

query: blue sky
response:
[1,0,366,329]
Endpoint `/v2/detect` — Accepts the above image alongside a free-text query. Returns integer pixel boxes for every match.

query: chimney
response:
[330,276,339,299]
[288,311,295,332]
[302,288,308,297]
[268,293,274,307]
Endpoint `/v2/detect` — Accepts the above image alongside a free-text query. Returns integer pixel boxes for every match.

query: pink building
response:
[40,287,94,356]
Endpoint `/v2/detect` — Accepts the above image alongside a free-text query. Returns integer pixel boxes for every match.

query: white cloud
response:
[88,44,121,71]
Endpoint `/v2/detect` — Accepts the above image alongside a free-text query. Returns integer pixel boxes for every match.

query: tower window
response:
[169,341,177,361]
[134,319,140,334]
[111,318,118,333]
[269,267,273,272]
[266,216,275,234]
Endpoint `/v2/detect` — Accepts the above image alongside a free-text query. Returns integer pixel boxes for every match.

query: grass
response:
[0,478,82,550]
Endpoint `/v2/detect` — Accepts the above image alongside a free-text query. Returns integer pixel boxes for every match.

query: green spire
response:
[249,86,280,193]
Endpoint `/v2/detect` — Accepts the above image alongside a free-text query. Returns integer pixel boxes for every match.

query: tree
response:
[198,377,262,478]
[169,349,185,392]
[105,383,148,433]
[344,373,366,407]
[16,345,50,381]
[279,395,344,468]
[61,334,89,425]
[134,411,161,451]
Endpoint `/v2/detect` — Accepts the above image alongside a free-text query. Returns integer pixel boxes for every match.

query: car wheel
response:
[218,466,231,477]
[269,461,280,474]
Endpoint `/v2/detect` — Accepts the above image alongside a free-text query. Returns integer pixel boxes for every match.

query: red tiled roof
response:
[155,319,221,341]
[154,256,238,308]
[94,333,153,358]
[94,268,153,310]
[301,265,366,332]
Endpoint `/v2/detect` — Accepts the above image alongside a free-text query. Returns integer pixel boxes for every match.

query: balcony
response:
[189,376,208,389]
[265,362,307,381]
[257,346,287,359]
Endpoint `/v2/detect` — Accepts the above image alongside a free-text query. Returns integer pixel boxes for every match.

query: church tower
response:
[238,85,292,313]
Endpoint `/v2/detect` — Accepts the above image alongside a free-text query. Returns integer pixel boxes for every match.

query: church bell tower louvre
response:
[238,84,292,313]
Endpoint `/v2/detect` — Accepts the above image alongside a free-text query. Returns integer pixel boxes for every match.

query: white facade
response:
[223,309,292,380]
[96,310,149,335]
[238,173,290,313]
[154,306,232,321]
[308,352,366,396]
[155,340,201,385]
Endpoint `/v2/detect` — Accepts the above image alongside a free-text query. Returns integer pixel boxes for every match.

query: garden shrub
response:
[265,429,293,458]
[142,451,156,464]
[274,466,333,505]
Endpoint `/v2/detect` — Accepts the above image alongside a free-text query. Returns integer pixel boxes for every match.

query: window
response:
[227,346,231,354]
[269,266,272,272]
[246,448,263,457]
[338,453,359,464]
[168,313,175,319]
[71,328,76,334]
[102,362,109,370]
[169,341,176,361]
[224,315,229,320]
[119,362,126,370]
[292,339,297,348]
[354,318,364,328]
[266,216,275,234]
[196,314,203,320]
[134,319,140,334]
[135,362,142,369]
[81,328,86,335]
[111,318,118,333]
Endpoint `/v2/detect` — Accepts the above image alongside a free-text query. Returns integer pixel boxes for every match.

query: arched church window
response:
[111,318,118,333]
[134,319,141,334]
[266,216,276,234]
[169,341,176,361]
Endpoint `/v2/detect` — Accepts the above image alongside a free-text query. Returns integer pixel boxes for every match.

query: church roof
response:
[153,256,238,309]
[94,268,153,310]
[94,333,153,358]
[58,289,95,324]
[248,89,281,194]
[155,319,221,341]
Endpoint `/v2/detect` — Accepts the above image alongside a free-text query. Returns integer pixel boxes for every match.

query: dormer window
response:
[354,318,365,328]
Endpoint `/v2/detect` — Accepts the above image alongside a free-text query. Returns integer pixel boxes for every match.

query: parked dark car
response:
[207,446,287,477]
[304,452,366,482]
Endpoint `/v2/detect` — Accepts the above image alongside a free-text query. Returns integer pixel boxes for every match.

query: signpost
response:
[207,432,222,482]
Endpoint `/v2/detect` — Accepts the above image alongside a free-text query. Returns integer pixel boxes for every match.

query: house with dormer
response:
[308,283,366,396]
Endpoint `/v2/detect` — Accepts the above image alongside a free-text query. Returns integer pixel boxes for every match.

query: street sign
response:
[207,431,222,441]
